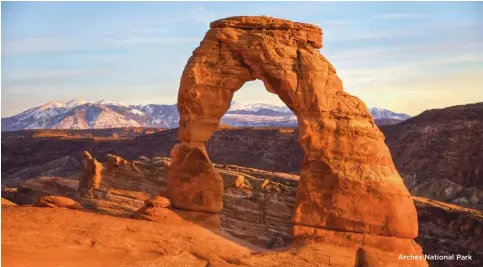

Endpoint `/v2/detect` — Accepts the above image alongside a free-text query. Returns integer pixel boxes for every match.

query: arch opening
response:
[221,80,297,127]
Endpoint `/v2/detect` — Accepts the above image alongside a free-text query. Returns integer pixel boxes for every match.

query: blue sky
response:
[2,1,483,117]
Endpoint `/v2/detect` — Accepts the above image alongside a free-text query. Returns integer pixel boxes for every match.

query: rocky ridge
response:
[384,102,483,210]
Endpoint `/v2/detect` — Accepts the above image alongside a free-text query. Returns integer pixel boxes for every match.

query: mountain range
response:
[1,100,411,131]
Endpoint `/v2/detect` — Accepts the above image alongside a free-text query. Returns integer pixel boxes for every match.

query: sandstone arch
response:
[168,16,418,240]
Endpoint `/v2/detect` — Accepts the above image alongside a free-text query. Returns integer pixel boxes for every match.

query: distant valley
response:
[1,100,411,131]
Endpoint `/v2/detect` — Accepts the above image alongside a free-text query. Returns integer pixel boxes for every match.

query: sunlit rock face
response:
[169,16,424,264]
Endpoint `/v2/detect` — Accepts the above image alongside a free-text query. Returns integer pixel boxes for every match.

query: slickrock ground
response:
[3,154,482,266]
[2,205,255,267]
[2,205,430,267]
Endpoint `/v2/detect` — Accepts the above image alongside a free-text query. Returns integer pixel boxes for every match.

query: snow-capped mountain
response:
[95,100,129,107]
[64,99,88,109]
[1,100,411,131]
[133,104,179,128]
[369,107,411,120]
[228,102,292,114]
[1,100,180,131]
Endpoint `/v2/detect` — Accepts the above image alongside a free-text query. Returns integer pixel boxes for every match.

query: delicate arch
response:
[168,16,418,239]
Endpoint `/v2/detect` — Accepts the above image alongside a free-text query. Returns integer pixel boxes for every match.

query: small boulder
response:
[138,156,151,163]
[144,196,171,208]
[269,236,285,249]
[261,179,270,190]
[34,195,83,210]
[1,187,17,201]
[235,175,253,190]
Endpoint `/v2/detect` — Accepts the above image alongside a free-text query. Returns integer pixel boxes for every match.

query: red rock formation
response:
[170,15,419,243]
[13,176,78,205]
[83,154,167,216]
[168,143,223,213]
[78,151,102,197]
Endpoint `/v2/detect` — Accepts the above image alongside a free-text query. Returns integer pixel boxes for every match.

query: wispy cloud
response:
[129,27,171,34]
[110,37,199,45]
[6,69,101,80]
[337,51,483,93]
[327,24,416,42]
[373,13,427,19]
[2,37,70,56]
[328,38,483,63]
[328,16,480,44]
[2,68,109,87]
[316,19,349,26]
[103,26,172,38]
[189,4,218,27]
